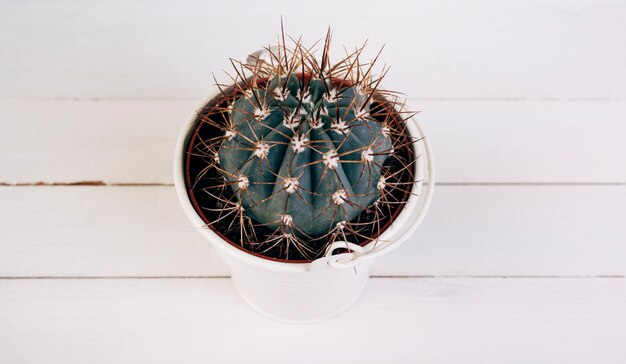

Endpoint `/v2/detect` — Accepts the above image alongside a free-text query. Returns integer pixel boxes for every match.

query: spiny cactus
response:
[218,73,393,237]
[187,29,418,261]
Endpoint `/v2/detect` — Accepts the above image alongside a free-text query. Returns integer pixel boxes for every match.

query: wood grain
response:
[2,99,625,184]
[1,0,624,100]
[2,185,624,277]
[1,278,624,363]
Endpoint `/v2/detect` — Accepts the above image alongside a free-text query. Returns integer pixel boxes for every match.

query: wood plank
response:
[424,100,626,184]
[1,185,625,277]
[1,1,625,99]
[0,186,227,277]
[2,99,625,184]
[0,100,192,185]
[1,278,624,363]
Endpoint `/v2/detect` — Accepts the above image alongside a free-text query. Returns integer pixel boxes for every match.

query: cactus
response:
[218,74,393,237]
[188,29,418,260]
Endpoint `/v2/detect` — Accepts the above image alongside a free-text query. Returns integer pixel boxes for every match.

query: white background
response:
[1,1,625,363]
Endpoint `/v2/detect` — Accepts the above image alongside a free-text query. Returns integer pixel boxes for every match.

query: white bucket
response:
[173,84,435,323]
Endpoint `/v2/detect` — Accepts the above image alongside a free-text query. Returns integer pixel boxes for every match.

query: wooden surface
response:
[1,0,625,363]
[2,279,625,363]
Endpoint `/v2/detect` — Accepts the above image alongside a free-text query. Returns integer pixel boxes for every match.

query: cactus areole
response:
[184,38,418,262]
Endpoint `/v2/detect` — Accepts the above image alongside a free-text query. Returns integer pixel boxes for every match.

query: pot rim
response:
[173,84,435,273]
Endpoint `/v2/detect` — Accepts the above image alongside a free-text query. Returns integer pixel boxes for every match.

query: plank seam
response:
[0,275,623,280]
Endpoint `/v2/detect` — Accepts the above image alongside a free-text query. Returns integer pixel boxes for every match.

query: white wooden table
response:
[1,1,625,362]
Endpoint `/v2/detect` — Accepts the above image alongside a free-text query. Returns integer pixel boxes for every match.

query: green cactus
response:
[218,75,393,237]
[187,29,417,261]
